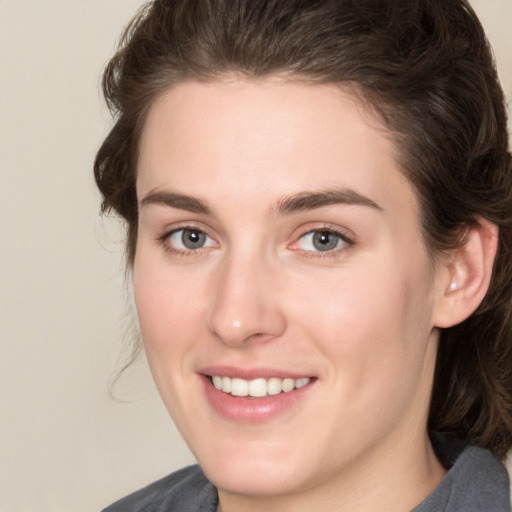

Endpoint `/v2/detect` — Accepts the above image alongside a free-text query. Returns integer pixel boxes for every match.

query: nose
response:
[206,253,287,347]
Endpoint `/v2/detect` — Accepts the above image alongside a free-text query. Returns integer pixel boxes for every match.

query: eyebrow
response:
[140,190,212,215]
[275,189,383,215]
[139,187,382,217]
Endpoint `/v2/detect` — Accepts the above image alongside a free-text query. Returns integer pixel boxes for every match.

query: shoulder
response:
[414,439,511,512]
[445,445,510,510]
[101,464,217,512]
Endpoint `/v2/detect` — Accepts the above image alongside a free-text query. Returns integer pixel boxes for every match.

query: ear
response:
[433,218,498,328]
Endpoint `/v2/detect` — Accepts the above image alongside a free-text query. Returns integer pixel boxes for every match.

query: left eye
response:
[168,228,215,250]
[295,230,348,252]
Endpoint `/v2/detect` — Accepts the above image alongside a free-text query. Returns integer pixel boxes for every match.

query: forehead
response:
[137,79,418,221]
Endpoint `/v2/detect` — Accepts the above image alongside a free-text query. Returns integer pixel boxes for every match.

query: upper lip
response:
[199,365,314,380]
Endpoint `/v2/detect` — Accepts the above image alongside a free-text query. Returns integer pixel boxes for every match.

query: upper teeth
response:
[211,376,311,397]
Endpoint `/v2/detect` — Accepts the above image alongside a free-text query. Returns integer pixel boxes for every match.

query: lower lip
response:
[201,376,314,424]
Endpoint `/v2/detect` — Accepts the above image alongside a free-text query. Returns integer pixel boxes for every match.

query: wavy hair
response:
[94,0,512,457]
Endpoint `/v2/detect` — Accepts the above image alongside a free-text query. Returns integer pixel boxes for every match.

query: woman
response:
[95,1,512,510]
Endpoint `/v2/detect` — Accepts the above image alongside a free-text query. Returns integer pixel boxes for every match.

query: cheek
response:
[286,256,436,401]
[132,252,214,437]
[132,252,205,370]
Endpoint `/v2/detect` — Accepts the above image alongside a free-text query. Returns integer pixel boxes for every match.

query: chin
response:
[191,433,314,496]
[203,456,311,497]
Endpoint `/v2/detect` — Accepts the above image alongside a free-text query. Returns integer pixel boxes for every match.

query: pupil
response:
[312,231,338,251]
[182,229,205,249]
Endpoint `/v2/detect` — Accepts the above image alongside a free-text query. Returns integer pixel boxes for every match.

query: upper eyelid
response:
[300,227,352,240]
[160,222,215,239]
[168,226,212,237]
[292,223,356,242]
[158,224,215,246]
[294,229,353,248]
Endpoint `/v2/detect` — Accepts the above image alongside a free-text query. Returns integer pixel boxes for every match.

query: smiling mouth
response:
[209,375,312,398]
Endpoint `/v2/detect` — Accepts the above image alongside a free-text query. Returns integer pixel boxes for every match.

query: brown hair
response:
[94,0,512,458]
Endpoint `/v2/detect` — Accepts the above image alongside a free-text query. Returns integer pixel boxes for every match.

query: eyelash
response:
[157,225,355,258]
[158,226,216,256]
[290,226,355,259]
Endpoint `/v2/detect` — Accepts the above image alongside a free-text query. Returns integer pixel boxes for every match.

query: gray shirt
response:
[103,440,510,511]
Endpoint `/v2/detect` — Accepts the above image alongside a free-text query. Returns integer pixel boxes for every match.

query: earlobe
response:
[433,218,498,328]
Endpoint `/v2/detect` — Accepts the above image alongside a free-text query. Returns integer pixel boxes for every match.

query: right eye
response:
[166,228,216,252]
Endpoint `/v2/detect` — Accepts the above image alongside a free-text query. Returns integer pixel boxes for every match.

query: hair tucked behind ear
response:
[94,0,512,457]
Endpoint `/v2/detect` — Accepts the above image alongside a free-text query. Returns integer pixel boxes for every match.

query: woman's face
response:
[134,80,448,501]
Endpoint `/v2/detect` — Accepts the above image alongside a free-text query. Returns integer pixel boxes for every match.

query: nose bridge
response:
[207,246,286,346]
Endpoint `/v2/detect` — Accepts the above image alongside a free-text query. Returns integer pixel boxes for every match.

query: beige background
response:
[0,1,510,511]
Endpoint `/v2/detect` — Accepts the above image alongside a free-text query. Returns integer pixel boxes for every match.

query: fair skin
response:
[133,79,495,512]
